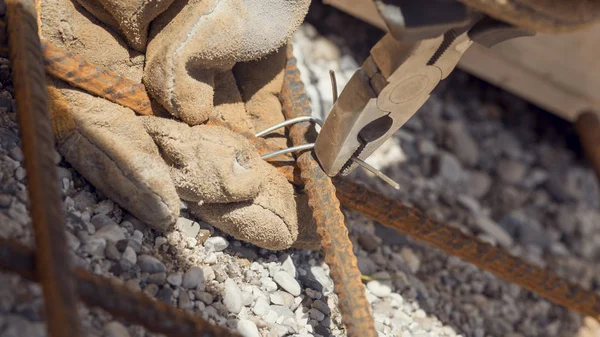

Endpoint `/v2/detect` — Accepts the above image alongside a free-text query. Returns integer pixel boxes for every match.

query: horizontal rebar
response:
[0,238,241,337]
[334,177,600,318]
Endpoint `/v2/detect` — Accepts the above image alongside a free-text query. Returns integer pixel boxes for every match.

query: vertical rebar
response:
[6,1,82,336]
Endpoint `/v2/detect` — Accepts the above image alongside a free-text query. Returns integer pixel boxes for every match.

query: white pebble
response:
[237,319,260,337]
[253,297,270,316]
[205,236,229,252]
[367,280,392,298]
[273,271,301,296]
[223,279,243,314]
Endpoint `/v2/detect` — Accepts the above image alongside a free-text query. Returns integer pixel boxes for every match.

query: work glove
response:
[42,0,319,250]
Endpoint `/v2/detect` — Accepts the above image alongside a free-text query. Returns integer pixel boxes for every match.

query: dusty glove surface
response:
[140,116,264,204]
[75,0,175,51]
[143,0,311,125]
[189,161,299,251]
[42,0,180,231]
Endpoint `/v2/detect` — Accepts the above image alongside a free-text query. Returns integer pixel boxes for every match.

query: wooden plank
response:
[323,0,600,121]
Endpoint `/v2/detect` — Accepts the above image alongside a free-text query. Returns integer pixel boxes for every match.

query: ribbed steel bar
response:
[0,238,241,337]
[280,44,377,337]
[5,1,82,336]
[334,177,600,318]
[41,40,153,115]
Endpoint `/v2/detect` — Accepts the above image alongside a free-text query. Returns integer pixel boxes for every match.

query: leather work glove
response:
[41,0,319,250]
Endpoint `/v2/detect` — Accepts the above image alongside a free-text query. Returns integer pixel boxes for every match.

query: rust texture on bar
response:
[0,238,241,337]
[41,40,153,115]
[6,1,82,337]
[575,111,600,184]
[334,177,600,318]
[280,44,377,337]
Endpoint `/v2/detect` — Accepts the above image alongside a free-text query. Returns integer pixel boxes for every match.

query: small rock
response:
[65,231,81,251]
[497,159,527,185]
[400,248,420,273]
[8,147,23,161]
[223,278,243,314]
[270,305,295,320]
[143,284,159,297]
[147,273,167,285]
[14,167,25,180]
[270,291,295,308]
[237,319,261,337]
[457,194,481,214]
[125,279,141,292]
[308,308,325,321]
[313,299,330,315]
[467,171,492,198]
[105,242,121,261]
[475,215,513,247]
[177,217,200,238]
[167,272,183,287]
[178,289,193,310]
[299,266,334,295]
[196,229,211,245]
[182,267,204,289]
[81,238,106,257]
[358,234,379,253]
[274,271,301,296]
[195,291,214,304]
[137,255,166,273]
[417,139,437,156]
[261,277,278,292]
[93,200,114,215]
[367,280,392,298]
[156,287,174,304]
[253,297,270,316]
[435,153,464,182]
[205,236,229,252]
[120,246,137,270]
[280,254,297,277]
[444,121,479,166]
[73,190,96,211]
[104,321,130,337]
[93,224,126,243]
[203,266,216,282]
[91,214,117,229]
[357,256,378,275]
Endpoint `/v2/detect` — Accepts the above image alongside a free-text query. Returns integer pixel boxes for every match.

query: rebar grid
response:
[2,8,600,337]
[280,44,378,337]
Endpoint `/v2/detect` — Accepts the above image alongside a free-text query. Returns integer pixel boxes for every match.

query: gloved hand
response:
[42,0,319,250]
[142,0,311,125]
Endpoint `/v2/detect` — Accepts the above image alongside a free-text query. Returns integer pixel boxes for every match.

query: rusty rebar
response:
[41,40,153,115]
[334,177,600,318]
[575,111,600,184]
[280,44,377,337]
[5,1,82,336]
[0,238,241,337]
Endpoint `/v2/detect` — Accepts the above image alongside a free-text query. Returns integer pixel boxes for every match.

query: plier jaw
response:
[313,2,534,178]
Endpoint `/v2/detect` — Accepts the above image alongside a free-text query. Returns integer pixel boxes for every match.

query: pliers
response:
[313,0,534,180]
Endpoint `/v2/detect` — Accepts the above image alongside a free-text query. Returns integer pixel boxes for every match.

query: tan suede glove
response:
[42,0,318,250]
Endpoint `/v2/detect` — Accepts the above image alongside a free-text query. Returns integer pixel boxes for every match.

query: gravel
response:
[2,4,600,337]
